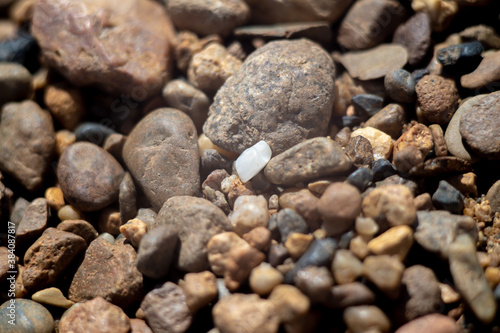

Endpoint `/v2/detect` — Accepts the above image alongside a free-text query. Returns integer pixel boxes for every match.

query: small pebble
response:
[414,193,434,211]
[249,263,284,295]
[461,50,500,89]
[269,284,310,323]
[179,271,218,313]
[75,122,116,147]
[234,140,272,183]
[395,313,461,333]
[350,235,370,260]
[44,83,85,131]
[328,282,376,309]
[318,182,361,235]
[284,232,314,259]
[346,167,374,192]
[97,208,121,235]
[136,225,178,279]
[372,158,398,181]
[55,129,76,156]
[98,232,115,245]
[437,41,483,68]
[429,124,448,157]
[364,103,406,139]
[56,219,98,246]
[230,195,269,236]
[294,266,333,302]
[331,249,363,285]
[367,225,414,260]
[16,198,48,244]
[279,188,321,226]
[119,218,148,248]
[273,208,308,243]
[432,180,464,214]
[118,172,137,224]
[355,217,379,240]
[343,305,391,333]
[44,187,64,211]
[393,12,432,66]
[384,69,416,103]
[439,283,461,304]
[57,205,82,221]
[351,127,393,160]
[242,226,271,251]
[32,287,74,309]
[0,298,54,333]
[401,265,442,321]
[0,62,32,105]
[345,135,374,169]
[362,255,405,299]
[415,74,459,125]
[351,93,383,117]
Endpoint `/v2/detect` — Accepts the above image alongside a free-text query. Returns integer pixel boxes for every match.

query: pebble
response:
[57,204,82,221]
[461,50,500,89]
[167,0,249,37]
[22,228,84,293]
[273,208,308,243]
[366,104,406,140]
[486,179,500,213]
[230,195,268,236]
[265,137,351,185]
[351,127,394,160]
[32,0,174,98]
[0,298,54,333]
[203,39,335,155]
[269,284,310,323]
[97,208,122,235]
[393,12,432,66]
[317,182,361,235]
[0,100,55,191]
[212,293,279,333]
[16,198,48,244]
[355,217,379,239]
[242,226,271,251]
[393,145,424,175]
[235,140,272,183]
[279,188,320,227]
[0,62,31,105]
[162,79,210,133]
[432,180,464,214]
[0,246,13,282]
[201,150,232,177]
[119,172,137,223]
[340,44,408,80]
[415,74,459,125]
[384,69,416,103]
[44,83,85,131]
[55,129,76,156]
[440,283,461,304]
[393,123,433,168]
[44,187,65,211]
[155,196,232,272]
[179,271,218,313]
[401,265,442,321]
[331,249,363,285]
[9,196,29,225]
[68,237,143,309]
[123,109,200,211]
[249,262,283,295]
[130,319,153,333]
[351,94,383,117]
[328,282,376,309]
[449,234,497,324]
[446,172,476,198]
[284,232,314,259]
[437,41,483,67]
[74,122,116,147]
[414,193,434,211]
[412,0,458,32]
[459,91,500,159]
[119,218,147,248]
[268,242,290,267]
[207,232,248,276]
[414,211,477,259]
[284,238,337,283]
[343,305,391,333]
[0,31,37,65]
[103,133,127,163]
[56,220,98,246]
[429,124,448,157]
[136,224,178,279]
[367,225,414,260]
[224,239,266,291]
[394,313,461,333]
[409,156,472,178]
[337,0,406,50]
[362,185,416,228]
[32,287,74,309]
[294,266,334,302]
[58,142,124,212]
[346,167,374,192]
[345,135,374,168]
[362,255,405,299]
[350,235,370,260]
[174,31,221,72]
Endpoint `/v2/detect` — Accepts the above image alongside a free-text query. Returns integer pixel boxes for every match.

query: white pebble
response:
[234,140,272,182]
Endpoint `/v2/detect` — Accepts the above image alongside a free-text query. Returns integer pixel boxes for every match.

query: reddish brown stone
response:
[416,75,459,125]
[16,198,48,244]
[56,219,98,245]
[393,12,432,66]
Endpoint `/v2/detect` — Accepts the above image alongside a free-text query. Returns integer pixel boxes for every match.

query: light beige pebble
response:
[439,283,461,304]
[32,287,74,309]
[58,205,82,221]
[119,218,148,248]
[224,241,266,291]
[179,271,218,313]
[284,232,314,259]
[350,235,370,260]
[362,255,405,299]
[198,133,238,159]
[332,249,363,285]
[362,185,416,227]
[351,127,393,160]
[414,192,434,211]
[343,305,391,333]
[249,263,284,295]
[55,130,76,156]
[230,195,269,236]
[355,217,379,240]
[269,284,310,323]
[367,225,414,260]
[207,232,248,276]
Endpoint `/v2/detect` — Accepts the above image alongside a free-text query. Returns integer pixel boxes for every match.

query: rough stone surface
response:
[119,218,148,248]
[230,195,268,236]
[56,219,98,245]
[16,198,48,244]
[461,50,500,89]
[393,12,432,66]
[123,109,200,211]
[318,182,361,235]
[69,237,143,308]
[486,179,500,214]
[207,232,248,276]
[166,0,249,37]
[429,124,448,157]
[58,142,124,212]
[0,100,55,191]
[340,44,408,80]
[32,0,175,97]
[140,282,192,333]
[351,127,393,160]
[0,298,54,333]
[60,297,130,333]
[279,188,320,226]
[459,91,500,159]
[416,74,459,125]
[395,314,461,333]
[264,137,352,185]
[338,0,407,50]
[203,39,335,156]
[23,228,87,292]
[345,135,374,168]
[393,123,433,173]
[154,196,232,272]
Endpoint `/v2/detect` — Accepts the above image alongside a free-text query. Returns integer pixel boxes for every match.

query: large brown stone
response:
[16,198,49,245]
[69,237,143,309]
[32,0,175,98]
[123,108,200,211]
[0,101,55,191]
[203,39,335,156]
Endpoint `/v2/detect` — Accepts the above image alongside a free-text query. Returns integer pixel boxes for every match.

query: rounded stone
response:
[364,103,406,139]
[415,74,459,125]
[351,127,393,160]
[0,298,54,333]
[392,12,432,66]
[395,314,461,333]
[459,91,500,159]
[318,183,361,235]
[362,255,405,299]
[44,83,85,131]
[249,262,284,295]
[384,69,415,103]
[203,39,336,156]
[367,225,414,260]
[0,62,32,105]
[58,142,124,212]
[343,305,391,333]
[486,180,500,214]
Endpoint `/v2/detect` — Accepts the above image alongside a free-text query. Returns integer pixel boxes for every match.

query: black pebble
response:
[346,167,374,192]
[431,180,464,214]
[437,41,483,74]
[372,159,398,181]
[75,122,117,146]
[351,94,384,118]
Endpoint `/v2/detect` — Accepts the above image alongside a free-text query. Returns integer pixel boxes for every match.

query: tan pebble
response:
[414,193,434,211]
[279,188,320,225]
[350,235,370,260]
[242,226,271,252]
[477,251,490,268]
[179,271,218,313]
[362,185,416,227]
[344,305,391,333]
[362,255,405,299]
[224,243,265,291]
[332,249,363,285]
[249,263,283,295]
[308,180,333,196]
[429,124,448,157]
[207,232,247,276]
[269,284,310,323]
[32,67,49,91]
[44,83,85,130]
[355,217,379,240]
[55,130,76,156]
[58,205,82,221]
[119,218,148,248]
[412,0,458,32]
[230,195,269,236]
[368,225,414,260]
[485,267,500,289]
[45,187,65,211]
[351,127,393,160]
[32,287,74,309]
[98,209,122,235]
[14,265,28,298]
[284,233,314,259]
[475,200,492,223]
[313,228,327,239]
[268,194,279,210]
[198,133,238,159]
[439,283,461,304]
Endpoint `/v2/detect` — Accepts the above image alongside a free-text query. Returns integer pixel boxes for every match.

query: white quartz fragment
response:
[234,140,272,183]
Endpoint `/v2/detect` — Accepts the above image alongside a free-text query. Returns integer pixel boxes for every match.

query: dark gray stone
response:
[346,167,374,192]
[384,69,415,103]
[437,41,483,67]
[372,159,397,181]
[275,208,308,242]
[351,94,383,117]
[75,122,116,147]
[432,180,464,214]
[119,172,137,223]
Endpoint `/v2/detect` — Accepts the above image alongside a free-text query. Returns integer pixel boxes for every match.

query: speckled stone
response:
[384,69,415,103]
[415,74,459,125]
[345,135,374,169]
[203,39,335,156]
[56,219,98,245]
[0,299,54,333]
[351,127,393,160]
